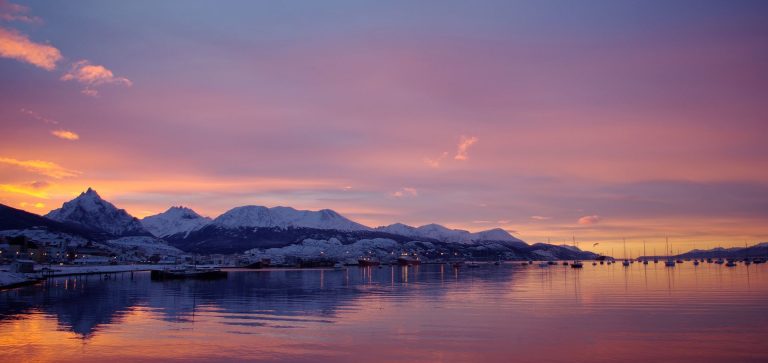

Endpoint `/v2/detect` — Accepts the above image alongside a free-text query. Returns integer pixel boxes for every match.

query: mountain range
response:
[1,188,599,260]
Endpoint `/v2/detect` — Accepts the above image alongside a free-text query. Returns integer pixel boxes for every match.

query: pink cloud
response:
[0,1,41,23]
[454,135,478,161]
[0,26,61,70]
[578,215,602,225]
[424,151,448,168]
[61,60,132,96]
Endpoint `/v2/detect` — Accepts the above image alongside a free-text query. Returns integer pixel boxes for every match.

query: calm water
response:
[1,263,767,362]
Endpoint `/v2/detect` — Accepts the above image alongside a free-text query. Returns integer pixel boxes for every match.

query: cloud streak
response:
[20,108,58,125]
[21,108,79,141]
[61,59,132,96]
[0,26,61,70]
[0,1,41,23]
[391,187,418,198]
[0,157,80,178]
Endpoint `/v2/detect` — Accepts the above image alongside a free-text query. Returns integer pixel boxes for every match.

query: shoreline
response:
[0,264,161,290]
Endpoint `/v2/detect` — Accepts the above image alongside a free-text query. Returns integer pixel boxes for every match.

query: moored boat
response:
[358,257,381,266]
[151,267,227,280]
[397,254,421,266]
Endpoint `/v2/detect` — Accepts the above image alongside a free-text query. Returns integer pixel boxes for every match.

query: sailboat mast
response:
[623,238,627,260]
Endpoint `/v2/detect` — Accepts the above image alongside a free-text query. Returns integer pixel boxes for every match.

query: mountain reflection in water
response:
[1,264,767,362]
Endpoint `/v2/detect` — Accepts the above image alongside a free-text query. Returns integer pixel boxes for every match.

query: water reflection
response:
[1,263,767,362]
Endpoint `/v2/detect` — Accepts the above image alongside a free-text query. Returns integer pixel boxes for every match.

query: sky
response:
[1,0,767,256]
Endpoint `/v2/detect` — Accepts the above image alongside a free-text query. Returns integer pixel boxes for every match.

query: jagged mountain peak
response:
[45,188,149,237]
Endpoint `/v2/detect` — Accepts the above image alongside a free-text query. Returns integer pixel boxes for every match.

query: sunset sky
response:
[1,0,767,255]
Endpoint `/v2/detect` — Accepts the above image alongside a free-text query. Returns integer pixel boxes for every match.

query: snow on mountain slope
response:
[247,238,400,265]
[212,205,370,231]
[471,228,523,243]
[376,223,521,244]
[45,188,149,236]
[141,206,211,238]
[105,236,182,256]
[376,222,419,236]
[0,229,90,248]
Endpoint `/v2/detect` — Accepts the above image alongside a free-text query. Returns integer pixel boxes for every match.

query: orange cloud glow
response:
[0,184,49,199]
[19,201,45,208]
[0,157,80,179]
[51,129,80,140]
[0,26,61,70]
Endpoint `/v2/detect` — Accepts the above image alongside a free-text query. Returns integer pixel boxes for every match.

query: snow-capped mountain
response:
[45,188,150,236]
[375,222,418,236]
[211,205,370,231]
[376,223,522,244]
[472,228,521,242]
[141,206,211,238]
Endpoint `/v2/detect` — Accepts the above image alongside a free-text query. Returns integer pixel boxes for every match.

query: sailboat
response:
[744,242,752,265]
[571,236,583,268]
[664,237,675,267]
[622,238,630,267]
[693,242,700,266]
[643,240,649,264]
